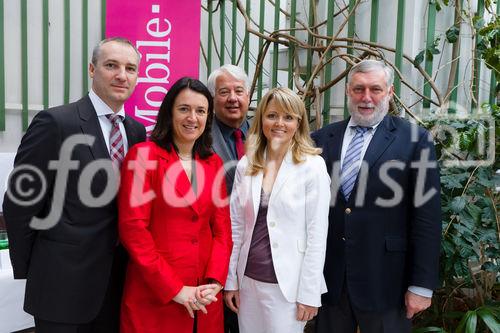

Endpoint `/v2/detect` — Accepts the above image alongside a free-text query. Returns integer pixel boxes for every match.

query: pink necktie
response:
[106,114,125,170]
[233,128,245,160]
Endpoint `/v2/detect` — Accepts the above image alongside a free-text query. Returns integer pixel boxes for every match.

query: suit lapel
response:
[251,171,263,219]
[123,117,139,147]
[324,121,348,203]
[268,151,293,202]
[250,150,293,217]
[329,121,348,163]
[78,96,110,161]
[189,157,206,216]
[211,120,233,163]
[159,149,200,215]
[347,115,396,204]
[322,120,348,179]
[211,120,237,188]
[363,115,396,170]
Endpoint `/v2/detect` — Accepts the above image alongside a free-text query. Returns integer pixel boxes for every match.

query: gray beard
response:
[348,96,389,127]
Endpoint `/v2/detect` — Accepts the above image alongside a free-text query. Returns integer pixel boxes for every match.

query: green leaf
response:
[486,305,500,317]
[442,239,455,256]
[457,311,477,333]
[473,17,486,30]
[453,258,469,278]
[476,176,493,188]
[484,246,500,258]
[446,25,460,43]
[458,245,477,259]
[476,37,489,55]
[431,47,441,55]
[481,261,498,272]
[451,197,467,213]
[459,132,474,151]
[426,49,435,62]
[477,307,500,333]
[465,311,477,333]
[465,204,482,222]
[475,228,497,243]
[415,50,425,66]
[441,174,466,189]
[456,312,468,332]
[432,0,443,11]
[475,168,495,188]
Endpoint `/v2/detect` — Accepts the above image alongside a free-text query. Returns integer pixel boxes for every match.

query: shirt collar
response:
[89,89,126,119]
[347,117,382,132]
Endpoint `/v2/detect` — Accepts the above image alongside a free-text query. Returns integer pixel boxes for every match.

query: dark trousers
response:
[35,247,127,333]
[224,303,239,333]
[315,284,411,333]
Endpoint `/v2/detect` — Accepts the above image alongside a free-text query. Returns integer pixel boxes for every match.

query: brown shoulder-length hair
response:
[150,77,214,159]
[246,87,321,176]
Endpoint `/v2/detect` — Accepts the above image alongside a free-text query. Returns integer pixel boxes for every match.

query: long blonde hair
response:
[246,87,321,176]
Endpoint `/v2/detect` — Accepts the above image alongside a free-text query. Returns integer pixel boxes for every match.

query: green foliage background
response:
[415,104,500,332]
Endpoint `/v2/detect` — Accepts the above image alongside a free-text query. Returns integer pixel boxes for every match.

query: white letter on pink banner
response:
[106,1,202,136]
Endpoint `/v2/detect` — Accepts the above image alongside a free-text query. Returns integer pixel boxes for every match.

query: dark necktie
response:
[106,114,125,170]
[340,126,371,200]
[233,128,245,160]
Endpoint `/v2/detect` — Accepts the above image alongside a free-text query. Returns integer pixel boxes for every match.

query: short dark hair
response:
[150,77,214,159]
[91,37,141,66]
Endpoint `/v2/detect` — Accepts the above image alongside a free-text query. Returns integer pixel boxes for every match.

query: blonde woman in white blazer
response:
[224,87,331,333]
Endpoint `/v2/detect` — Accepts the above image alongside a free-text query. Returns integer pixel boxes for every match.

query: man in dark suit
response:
[207,64,250,195]
[313,60,441,332]
[207,65,250,333]
[3,37,146,333]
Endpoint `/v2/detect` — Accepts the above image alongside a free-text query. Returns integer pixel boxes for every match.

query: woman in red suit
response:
[118,77,233,333]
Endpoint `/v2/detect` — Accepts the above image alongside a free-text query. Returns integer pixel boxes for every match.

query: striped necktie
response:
[106,114,125,171]
[340,126,371,200]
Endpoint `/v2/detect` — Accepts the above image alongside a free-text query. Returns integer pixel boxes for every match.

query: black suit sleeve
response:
[3,111,61,278]
[408,130,441,290]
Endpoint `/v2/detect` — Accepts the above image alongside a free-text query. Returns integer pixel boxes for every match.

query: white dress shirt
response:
[88,89,129,155]
[340,118,380,166]
[340,118,433,298]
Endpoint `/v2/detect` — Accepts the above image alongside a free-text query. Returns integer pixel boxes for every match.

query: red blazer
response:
[118,141,232,333]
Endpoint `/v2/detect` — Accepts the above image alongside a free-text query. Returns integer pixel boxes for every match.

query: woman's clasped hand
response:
[173,283,223,318]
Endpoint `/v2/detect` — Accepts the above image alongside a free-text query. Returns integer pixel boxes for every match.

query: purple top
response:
[244,189,278,284]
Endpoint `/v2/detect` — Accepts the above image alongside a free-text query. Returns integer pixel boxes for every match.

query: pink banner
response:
[106,1,202,134]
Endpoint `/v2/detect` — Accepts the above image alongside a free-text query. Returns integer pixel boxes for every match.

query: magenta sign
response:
[106,1,202,135]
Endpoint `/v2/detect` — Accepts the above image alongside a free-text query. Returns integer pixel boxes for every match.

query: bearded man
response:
[312,60,441,333]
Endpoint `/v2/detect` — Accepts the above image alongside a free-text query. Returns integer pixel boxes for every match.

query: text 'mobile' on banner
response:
[106,1,202,135]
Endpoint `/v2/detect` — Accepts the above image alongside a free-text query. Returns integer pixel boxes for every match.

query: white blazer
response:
[225,151,331,307]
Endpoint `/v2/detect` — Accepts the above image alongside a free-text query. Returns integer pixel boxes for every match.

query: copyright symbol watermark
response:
[5,164,47,207]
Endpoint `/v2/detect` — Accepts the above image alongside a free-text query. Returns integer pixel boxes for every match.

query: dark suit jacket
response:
[3,95,146,324]
[312,115,441,312]
[211,117,249,195]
